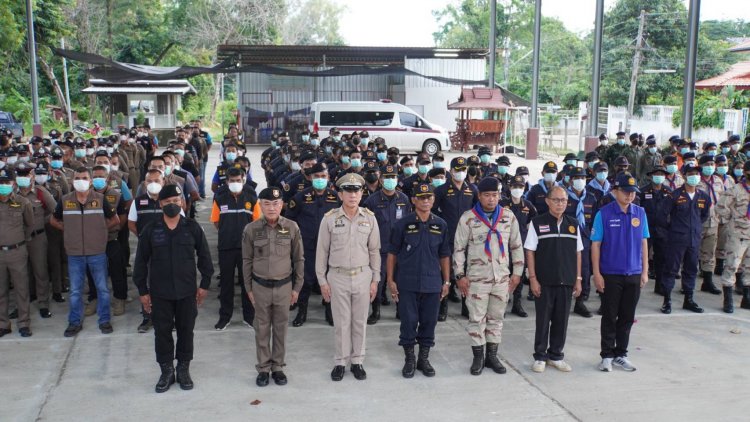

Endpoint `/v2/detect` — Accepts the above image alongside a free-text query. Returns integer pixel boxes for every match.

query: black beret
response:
[698,155,715,165]
[629,133,639,141]
[663,155,678,164]
[428,168,446,178]
[477,177,499,192]
[158,184,182,200]
[0,168,14,181]
[304,162,327,176]
[258,187,282,200]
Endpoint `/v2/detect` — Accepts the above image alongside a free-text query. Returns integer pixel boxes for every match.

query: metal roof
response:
[217,45,488,66]
[447,88,512,110]
[695,61,750,90]
[83,79,197,95]
[729,38,750,53]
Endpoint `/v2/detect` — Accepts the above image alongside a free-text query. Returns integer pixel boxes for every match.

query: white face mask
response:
[453,171,467,182]
[291,162,301,171]
[146,182,162,195]
[35,175,48,185]
[510,188,524,199]
[572,179,586,191]
[73,180,90,192]
[228,182,243,193]
[543,173,557,183]
[111,164,119,172]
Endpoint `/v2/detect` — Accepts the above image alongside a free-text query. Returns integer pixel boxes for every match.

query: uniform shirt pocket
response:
[254,238,270,257]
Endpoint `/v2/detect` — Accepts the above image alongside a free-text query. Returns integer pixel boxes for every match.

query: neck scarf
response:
[567,187,587,227]
[471,202,505,259]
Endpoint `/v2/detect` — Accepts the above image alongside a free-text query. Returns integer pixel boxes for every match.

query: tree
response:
[283,0,346,45]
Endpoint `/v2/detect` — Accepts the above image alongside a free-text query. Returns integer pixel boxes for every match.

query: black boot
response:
[470,346,484,375]
[573,298,592,318]
[741,287,750,310]
[700,271,721,295]
[437,299,448,322]
[460,297,469,318]
[660,293,672,314]
[416,345,435,377]
[155,363,175,393]
[714,258,725,276]
[511,288,527,317]
[597,294,604,315]
[176,361,194,390]
[654,278,664,296]
[325,302,334,326]
[292,302,307,327]
[736,273,745,295]
[648,259,655,279]
[367,301,380,325]
[402,345,416,378]
[484,342,506,374]
[723,286,734,313]
[682,291,704,313]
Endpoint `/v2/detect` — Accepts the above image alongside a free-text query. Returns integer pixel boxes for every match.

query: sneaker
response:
[243,320,254,329]
[598,358,613,372]
[531,360,546,373]
[547,359,572,372]
[99,322,113,334]
[137,318,153,333]
[64,324,82,337]
[613,356,636,372]
[214,320,231,331]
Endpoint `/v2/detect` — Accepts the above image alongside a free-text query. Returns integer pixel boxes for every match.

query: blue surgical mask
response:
[563,175,571,184]
[225,152,237,162]
[702,165,715,176]
[51,160,63,169]
[350,158,362,168]
[0,184,12,195]
[652,175,665,185]
[680,147,689,155]
[716,166,728,176]
[15,177,31,188]
[617,139,626,146]
[382,178,398,191]
[312,178,327,190]
[666,164,678,174]
[418,164,432,175]
[686,175,701,186]
[341,156,350,165]
[402,166,415,177]
[648,147,656,154]
[271,140,278,148]
[497,165,509,175]
[377,152,387,162]
[722,147,730,154]
[566,160,577,166]
[325,146,332,154]
[596,171,608,182]
[734,169,744,177]
[75,149,86,158]
[311,139,320,147]
[433,161,445,169]
[302,135,310,142]
[361,138,369,147]
[588,160,598,168]
[92,177,107,190]
[480,155,491,164]
[432,178,446,188]
[707,150,716,157]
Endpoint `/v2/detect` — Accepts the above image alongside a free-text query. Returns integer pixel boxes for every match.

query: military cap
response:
[30,136,43,144]
[599,133,607,141]
[496,155,511,165]
[450,156,468,170]
[698,155,715,165]
[304,162,327,176]
[336,173,365,190]
[629,133,639,141]
[593,162,609,172]
[381,165,398,176]
[35,162,49,174]
[682,151,696,160]
[94,150,110,159]
[467,155,481,165]
[363,161,379,172]
[563,153,578,162]
[669,135,681,143]
[428,168,446,178]
[0,168,14,182]
[515,166,530,176]
[510,175,526,187]
[48,129,60,138]
[14,162,33,175]
[50,146,64,158]
[363,150,377,161]
[15,144,30,153]
[647,165,667,175]
[663,155,678,164]
[414,182,435,197]
[569,166,586,178]
[33,150,48,160]
[542,161,558,173]
[613,172,639,193]
[646,134,656,141]
[477,146,492,156]
[158,184,183,200]
[585,151,599,161]
[477,177,500,192]
[614,156,630,166]
[298,150,317,163]
[616,131,626,137]
[715,154,728,164]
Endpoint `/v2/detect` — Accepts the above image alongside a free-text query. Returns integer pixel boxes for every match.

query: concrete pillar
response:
[584,136,599,154]
[526,128,539,160]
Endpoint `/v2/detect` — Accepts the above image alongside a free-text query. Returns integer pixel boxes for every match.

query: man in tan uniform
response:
[716,161,750,313]
[242,187,304,387]
[316,173,381,382]
[453,177,524,376]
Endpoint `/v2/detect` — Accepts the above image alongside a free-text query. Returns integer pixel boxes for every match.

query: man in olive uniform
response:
[716,161,750,312]
[242,187,304,387]
[605,132,628,174]
[453,177,524,375]
[594,133,609,158]
[0,168,34,337]
[316,173,381,382]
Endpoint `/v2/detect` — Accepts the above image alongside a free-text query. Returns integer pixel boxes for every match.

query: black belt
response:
[252,274,292,288]
[31,228,45,238]
[0,241,25,251]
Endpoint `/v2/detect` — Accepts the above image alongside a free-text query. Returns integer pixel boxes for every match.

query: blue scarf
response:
[567,187,587,227]
[471,202,505,258]
[587,178,610,196]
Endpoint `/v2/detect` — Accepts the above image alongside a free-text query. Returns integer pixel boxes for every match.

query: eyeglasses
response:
[547,198,568,204]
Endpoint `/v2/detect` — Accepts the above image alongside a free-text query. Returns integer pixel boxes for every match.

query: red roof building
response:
[695,61,750,90]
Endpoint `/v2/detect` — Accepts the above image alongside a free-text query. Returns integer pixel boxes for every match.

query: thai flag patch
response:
[539,225,550,233]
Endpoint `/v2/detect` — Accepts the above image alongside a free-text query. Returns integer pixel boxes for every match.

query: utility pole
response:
[488,0,497,88]
[26,0,42,136]
[625,9,647,132]
[681,0,701,139]
[61,38,73,130]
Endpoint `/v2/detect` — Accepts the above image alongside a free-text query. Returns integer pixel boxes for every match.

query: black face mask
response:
[467,165,478,177]
[352,139,360,146]
[162,203,181,218]
[388,156,398,165]
[364,173,379,184]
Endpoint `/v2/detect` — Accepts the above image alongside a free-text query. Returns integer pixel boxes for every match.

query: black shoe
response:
[30,294,37,303]
[682,291,704,313]
[527,292,535,301]
[661,294,672,314]
[367,302,380,325]
[714,259,725,276]
[19,327,32,337]
[64,324,82,337]
[138,318,153,333]
[402,345,416,378]
[176,361,194,390]
[350,364,367,380]
[380,295,390,306]
[437,299,448,322]
[289,302,298,312]
[460,297,469,318]
[52,293,65,303]
[416,346,435,377]
[676,273,681,280]
[155,363,176,393]
[39,308,52,319]
[741,287,750,310]
[0,328,11,337]
[448,288,461,303]
[330,365,345,381]
[470,346,484,375]
[573,300,592,318]
[256,372,270,387]
[214,319,231,331]
[723,286,734,313]
[292,303,307,327]
[9,309,17,319]
[61,286,69,293]
[99,322,113,334]
[271,371,288,386]
[700,272,721,295]
[325,303,334,326]
[736,273,745,295]
[484,343,507,374]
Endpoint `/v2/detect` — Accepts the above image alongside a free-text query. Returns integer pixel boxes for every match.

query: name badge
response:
[139,199,149,205]
[396,207,403,220]
[645,194,653,199]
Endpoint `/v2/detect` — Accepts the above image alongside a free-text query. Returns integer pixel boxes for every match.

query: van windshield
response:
[320,111,394,127]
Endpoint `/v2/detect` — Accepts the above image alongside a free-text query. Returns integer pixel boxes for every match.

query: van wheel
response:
[422,139,440,156]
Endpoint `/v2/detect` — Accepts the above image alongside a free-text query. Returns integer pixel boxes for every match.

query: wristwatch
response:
[443,281,451,286]
[576,277,583,281]
[455,273,465,280]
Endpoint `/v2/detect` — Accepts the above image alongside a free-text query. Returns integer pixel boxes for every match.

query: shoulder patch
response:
[324,208,337,216]
[362,208,374,215]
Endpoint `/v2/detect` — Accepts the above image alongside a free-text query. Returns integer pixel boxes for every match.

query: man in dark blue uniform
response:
[564,167,597,318]
[387,182,451,378]
[586,162,611,201]
[659,163,710,314]
[282,151,318,202]
[363,165,411,324]
[432,157,477,320]
[285,162,340,326]
[639,166,672,295]
[400,153,432,197]
[477,147,497,178]
[526,161,559,216]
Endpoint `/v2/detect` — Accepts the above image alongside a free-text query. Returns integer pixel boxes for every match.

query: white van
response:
[309,101,451,155]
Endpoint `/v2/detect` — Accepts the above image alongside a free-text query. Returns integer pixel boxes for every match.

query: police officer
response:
[697,154,726,295]
[283,151,317,202]
[622,133,643,179]
[242,187,304,387]
[564,167,597,318]
[595,133,609,158]
[387,182,450,378]
[526,161,559,215]
[37,162,66,302]
[713,154,735,279]
[211,143,240,193]
[453,177,524,376]
[211,167,260,331]
[659,164,710,314]
[495,155,513,194]
[316,173,380,382]
[286,162,340,327]
[604,132,628,172]
[477,147,497,178]
[400,153,432,197]
[716,161,750,312]
[0,168,34,338]
[132,184,214,393]
[638,137,662,185]
[363,164,410,324]
[587,162,611,201]
[663,155,684,190]
[639,166,672,295]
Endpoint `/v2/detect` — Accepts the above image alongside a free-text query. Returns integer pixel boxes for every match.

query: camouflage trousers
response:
[699,224,718,271]
[466,280,509,346]
[715,223,730,260]
[721,236,750,287]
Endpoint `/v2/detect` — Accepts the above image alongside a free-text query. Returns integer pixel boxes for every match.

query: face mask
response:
[174,149,185,158]
[686,175,700,186]
[588,160,598,168]
[480,155,490,164]
[721,147,729,154]
[164,165,172,176]
[701,165,715,176]
[680,147,689,155]
[341,156,350,165]
[16,176,31,188]
[75,149,86,158]
[333,136,341,142]
[596,171,608,182]
[652,175,665,185]
[361,138,369,147]
[572,179,586,191]
[543,173,557,183]
[453,171,467,182]
[271,141,278,148]
[402,166,415,177]
[382,178,397,191]
[521,175,529,184]
[18,156,30,163]
[350,158,362,168]
[0,161,5,170]
[600,140,607,146]
[311,139,320,147]
[302,135,310,142]
[716,166,728,176]
[666,164,678,174]
[119,135,127,141]
[312,178,328,190]
[734,169,744,177]
[226,152,237,162]
[228,182,244,193]
[467,166,478,177]
[433,161,445,169]
[106,147,114,154]
[707,150,716,157]
[364,173,379,184]
[51,160,63,169]
[418,164,432,175]
[432,178,446,188]
[617,139,625,146]
[497,165,509,175]
[73,179,90,192]
[98,164,110,173]
[162,203,182,218]
[325,146,332,154]
[0,184,12,195]
[648,147,657,154]
[563,175,571,184]
[6,157,16,165]
[86,148,95,156]
[731,144,740,152]
[566,160,577,166]
[35,175,48,185]
[291,162,301,171]
[377,152,387,162]
[510,188,524,199]
[92,177,107,190]
[147,182,162,195]
[686,160,696,167]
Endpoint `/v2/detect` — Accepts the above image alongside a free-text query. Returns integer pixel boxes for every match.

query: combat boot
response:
[714,258,725,276]
[367,301,380,325]
[484,342,506,374]
[660,293,672,314]
[155,363,175,393]
[437,299,448,322]
[84,299,97,317]
[402,345,416,378]
[741,287,750,310]
[175,361,194,390]
[324,302,334,326]
[470,346,484,375]
[700,271,721,295]
[511,288,527,317]
[416,346,435,377]
[682,291,704,313]
[111,298,126,316]
[722,286,734,313]
[292,302,307,327]
[573,298,592,318]
[736,273,745,295]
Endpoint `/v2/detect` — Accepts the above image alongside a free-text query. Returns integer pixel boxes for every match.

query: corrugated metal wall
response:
[404,59,486,88]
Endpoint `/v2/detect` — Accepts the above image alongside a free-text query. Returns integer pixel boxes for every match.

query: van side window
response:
[399,112,419,128]
[321,111,394,127]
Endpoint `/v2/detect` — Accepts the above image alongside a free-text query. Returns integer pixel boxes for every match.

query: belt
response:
[0,241,25,251]
[333,266,365,276]
[31,228,45,238]
[252,274,292,288]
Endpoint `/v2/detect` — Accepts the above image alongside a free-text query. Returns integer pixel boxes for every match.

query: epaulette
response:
[324,208,337,217]
[362,207,374,215]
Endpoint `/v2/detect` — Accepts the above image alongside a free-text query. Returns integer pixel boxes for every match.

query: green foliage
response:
[135,110,146,126]
[672,88,750,129]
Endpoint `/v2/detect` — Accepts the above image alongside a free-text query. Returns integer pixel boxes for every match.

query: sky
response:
[338,0,750,47]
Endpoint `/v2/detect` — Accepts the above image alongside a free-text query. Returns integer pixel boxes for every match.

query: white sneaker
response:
[243,320,254,329]
[613,356,636,372]
[598,358,613,372]
[531,360,546,373]
[547,359,572,372]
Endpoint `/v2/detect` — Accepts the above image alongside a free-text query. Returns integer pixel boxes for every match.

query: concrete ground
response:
[2,146,750,422]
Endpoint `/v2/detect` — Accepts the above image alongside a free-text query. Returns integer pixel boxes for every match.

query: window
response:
[130,100,155,113]
[320,111,394,127]
[399,112,419,128]
[157,95,169,115]
[0,112,10,123]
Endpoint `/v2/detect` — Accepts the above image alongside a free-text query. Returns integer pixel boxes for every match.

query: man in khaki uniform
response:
[242,187,304,387]
[0,168,35,337]
[119,128,146,187]
[716,161,750,313]
[316,173,381,382]
[697,155,727,294]
[453,177,524,376]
